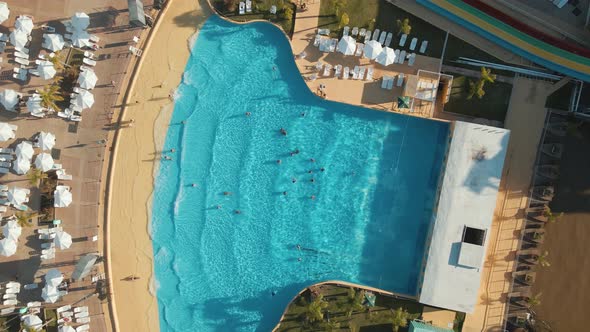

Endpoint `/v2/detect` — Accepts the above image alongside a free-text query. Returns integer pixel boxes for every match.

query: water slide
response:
[416,0,590,82]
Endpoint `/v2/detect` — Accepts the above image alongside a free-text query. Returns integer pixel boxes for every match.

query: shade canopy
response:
[45,268,64,287]
[15,141,34,160]
[7,187,27,206]
[41,285,59,303]
[0,238,16,256]
[71,12,90,31]
[71,30,90,48]
[364,40,383,60]
[9,29,27,49]
[2,219,22,241]
[54,186,72,208]
[72,89,94,109]
[0,2,9,24]
[15,16,33,35]
[26,94,43,114]
[0,89,19,110]
[35,153,54,172]
[37,131,56,151]
[0,122,15,141]
[21,314,42,328]
[77,70,98,90]
[12,157,30,175]
[376,47,396,66]
[54,230,72,250]
[337,35,356,56]
[42,33,65,51]
[72,253,99,280]
[37,60,57,80]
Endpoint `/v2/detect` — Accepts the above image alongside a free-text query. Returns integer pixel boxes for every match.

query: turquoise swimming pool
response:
[151,15,449,331]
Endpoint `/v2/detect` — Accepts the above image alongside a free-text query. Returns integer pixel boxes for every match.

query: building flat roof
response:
[419,121,510,313]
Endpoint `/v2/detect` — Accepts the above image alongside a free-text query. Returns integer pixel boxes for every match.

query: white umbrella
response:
[45,268,64,287]
[0,89,19,110]
[77,70,98,90]
[58,326,76,332]
[42,33,65,51]
[54,230,72,250]
[26,95,43,115]
[376,47,396,66]
[12,157,30,175]
[71,30,90,48]
[7,187,27,206]
[41,285,59,303]
[37,131,56,151]
[54,186,72,208]
[15,16,33,35]
[9,29,27,49]
[337,35,356,56]
[15,141,34,159]
[363,40,383,60]
[21,314,42,328]
[71,12,90,31]
[0,2,9,24]
[37,60,57,80]
[2,219,22,241]
[0,238,16,256]
[72,89,94,109]
[0,122,15,141]
[35,152,54,172]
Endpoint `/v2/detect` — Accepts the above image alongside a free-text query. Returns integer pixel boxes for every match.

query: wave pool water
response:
[152,15,449,332]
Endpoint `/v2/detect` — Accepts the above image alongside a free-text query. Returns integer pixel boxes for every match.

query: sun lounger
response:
[23,283,38,290]
[0,154,13,160]
[352,66,359,80]
[318,28,330,36]
[56,305,71,314]
[41,248,55,256]
[15,51,29,59]
[385,32,393,47]
[74,306,88,313]
[359,28,366,37]
[61,311,73,318]
[28,69,40,76]
[0,42,6,53]
[4,289,18,295]
[6,283,20,289]
[354,43,364,56]
[41,242,54,249]
[308,73,317,81]
[357,67,365,80]
[70,115,82,122]
[378,31,387,45]
[381,76,389,89]
[76,317,90,324]
[64,33,73,40]
[399,34,407,47]
[89,35,100,43]
[387,77,394,90]
[351,27,358,36]
[83,51,95,59]
[246,0,252,12]
[82,58,96,66]
[0,168,7,174]
[0,34,6,42]
[0,207,5,213]
[372,28,380,41]
[15,204,28,211]
[343,26,349,36]
[334,65,342,78]
[343,67,349,80]
[408,53,416,66]
[329,38,337,52]
[41,253,55,260]
[2,294,16,300]
[398,50,406,64]
[16,47,29,54]
[409,37,418,51]
[365,67,374,81]
[76,324,90,332]
[0,184,7,190]
[0,307,14,315]
[0,161,10,168]
[397,73,405,87]
[419,40,428,54]
[15,58,29,66]
[39,233,55,240]
[75,312,89,319]
[313,34,321,47]
[364,30,371,43]
[323,64,332,77]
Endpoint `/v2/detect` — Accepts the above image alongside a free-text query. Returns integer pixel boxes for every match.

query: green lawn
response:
[318,0,447,58]
[444,75,513,122]
[213,0,296,37]
[275,284,425,332]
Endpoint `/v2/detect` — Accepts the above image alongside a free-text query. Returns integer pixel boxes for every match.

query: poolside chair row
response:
[316,62,374,81]
[342,27,428,54]
[398,34,429,54]
[381,74,405,90]
[238,0,252,15]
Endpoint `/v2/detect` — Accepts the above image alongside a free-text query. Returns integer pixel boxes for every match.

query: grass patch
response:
[213,0,296,37]
[275,284,424,332]
[318,0,446,57]
[453,312,465,332]
[444,75,512,122]
[44,308,58,332]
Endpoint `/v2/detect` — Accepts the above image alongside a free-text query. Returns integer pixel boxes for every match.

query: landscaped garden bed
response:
[212,0,296,37]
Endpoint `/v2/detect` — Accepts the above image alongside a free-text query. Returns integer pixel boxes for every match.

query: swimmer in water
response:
[245,112,251,116]
[223,191,232,196]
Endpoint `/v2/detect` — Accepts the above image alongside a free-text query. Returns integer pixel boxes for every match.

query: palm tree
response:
[340,12,350,29]
[390,307,416,332]
[39,84,64,110]
[543,205,563,223]
[396,18,412,35]
[15,212,33,228]
[333,0,347,18]
[64,65,80,82]
[341,287,364,318]
[467,79,486,99]
[536,251,550,267]
[481,67,496,83]
[301,294,328,325]
[526,292,542,307]
[321,319,341,331]
[27,168,48,187]
[47,51,65,70]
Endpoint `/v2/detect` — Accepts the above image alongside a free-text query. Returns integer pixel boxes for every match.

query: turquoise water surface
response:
[152,15,449,331]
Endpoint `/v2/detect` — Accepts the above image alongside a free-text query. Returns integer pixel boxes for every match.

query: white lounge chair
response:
[0,148,13,154]
[387,77,394,90]
[76,317,90,324]
[378,31,387,45]
[0,307,14,315]
[408,53,416,66]
[329,38,337,52]
[385,32,393,47]
[343,67,349,80]
[2,294,16,300]
[397,73,405,87]
[372,29,380,41]
[334,65,342,78]
[82,58,96,66]
[89,35,100,43]
[419,40,428,53]
[41,242,54,249]
[83,51,95,59]
[6,282,20,288]
[409,37,418,51]
[381,76,389,89]
[76,324,90,332]
[364,30,372,43]
[246,0,252,13]
[73,306,88,313]
[343,26,349,36]
[351,27,358,36]
[239,2,245,14]
[354,43,364,56]
[399,34,407,47]
[365,67,374,81]
[359,28,366,37]
[4,289,18,295]
[74,311,89,318]
[23,283,38,290]
[56,305,71,313]
[318,28,330,36]
[0,168,9,174]
[357,67,365,80]
[313,34,321,47]
[398,50,406,64]
[352,66,359,80]
[323,64,332,77]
